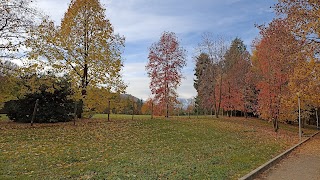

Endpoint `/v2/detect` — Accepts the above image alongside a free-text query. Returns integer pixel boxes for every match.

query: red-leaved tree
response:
[146,31,187,118]
[253,19,303,132]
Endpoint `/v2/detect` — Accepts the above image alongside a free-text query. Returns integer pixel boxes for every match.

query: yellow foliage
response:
[289,59,320,106]
[84,87,113,113]
[26,0,126,109]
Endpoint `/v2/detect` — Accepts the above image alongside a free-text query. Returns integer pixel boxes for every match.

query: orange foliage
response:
[253,19,305,130]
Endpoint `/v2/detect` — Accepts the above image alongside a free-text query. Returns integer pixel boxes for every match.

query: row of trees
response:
[194,35,252,119]
[194,0,319,131]
[1,0,319,126]
[144,1,319,128]
[254,0,319,130]
[1,0,189,121]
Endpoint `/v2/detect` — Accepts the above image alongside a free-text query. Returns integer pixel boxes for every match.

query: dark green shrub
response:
[4,76,79,123]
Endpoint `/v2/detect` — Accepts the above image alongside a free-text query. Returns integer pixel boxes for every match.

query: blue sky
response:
[36,0,277,100]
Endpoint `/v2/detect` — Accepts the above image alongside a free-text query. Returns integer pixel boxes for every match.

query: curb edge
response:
[239,131,320,180]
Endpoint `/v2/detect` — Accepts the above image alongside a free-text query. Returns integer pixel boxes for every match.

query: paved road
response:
[257,133,320,180]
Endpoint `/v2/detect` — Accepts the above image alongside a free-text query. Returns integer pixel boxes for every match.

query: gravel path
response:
[257,133,320,180]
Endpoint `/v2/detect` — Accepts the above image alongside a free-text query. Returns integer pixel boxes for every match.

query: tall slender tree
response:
[194,53,216,113]
[146,31,187,118]
[222,38,251,116]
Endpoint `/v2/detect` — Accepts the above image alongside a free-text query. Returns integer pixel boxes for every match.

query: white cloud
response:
[122,62,150,100]
[122,62,146,75]
[178,73,197,99]
[124,75,150,100]
[32,0,276,100]
[104,0,251,44]
[35,0,69,23]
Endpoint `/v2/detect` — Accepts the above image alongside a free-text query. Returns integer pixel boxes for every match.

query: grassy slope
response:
[0,115,315,179]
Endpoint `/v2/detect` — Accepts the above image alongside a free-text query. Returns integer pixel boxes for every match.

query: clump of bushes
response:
[4,76,81,123]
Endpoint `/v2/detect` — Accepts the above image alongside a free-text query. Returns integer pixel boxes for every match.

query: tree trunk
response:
[74,101,77,125]
[214,105,218,116]
[107,100,110,121]
[196,106,199,119]
[31,99,39,126]
[216,74,223,118]
[316,108,319,130]
[165,69,169,118]
[273,118,279,132]
[244,103,248,118]
[166,101,169,118]
[132,100,134,120]
[151,102,154,120]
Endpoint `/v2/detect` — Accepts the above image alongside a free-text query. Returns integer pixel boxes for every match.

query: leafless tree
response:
[0,0,38,60]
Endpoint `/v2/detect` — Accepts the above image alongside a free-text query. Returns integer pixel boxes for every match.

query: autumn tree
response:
[146,31,187,118]
[275,0,320,46]
[0,62,67,109]
[174,100,184,116]
[275,0,320,123]
[84,86,114,114]
[27,0,126,104]
[186,98,195,117]
[253,19,304,131]
[222,38,251,116]
[243,68,259,117]
[287,60,320,124]
[0,61,19,107]
[0,0,40,107]
[141,98,153,115]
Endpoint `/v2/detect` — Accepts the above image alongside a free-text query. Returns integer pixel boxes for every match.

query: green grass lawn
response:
[0,114,8,121]
[0,115,315,179]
